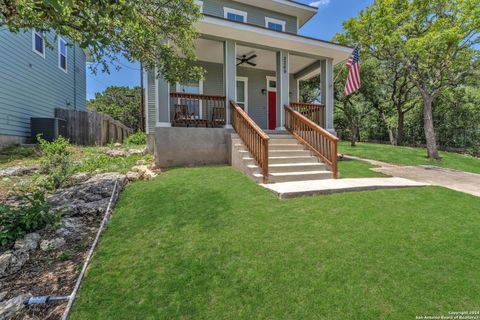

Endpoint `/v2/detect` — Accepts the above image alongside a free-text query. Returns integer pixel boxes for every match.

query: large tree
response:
[342,0,479,159]
[0,0,204,83]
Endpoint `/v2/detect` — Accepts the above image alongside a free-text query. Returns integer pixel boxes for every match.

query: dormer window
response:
[265,17,286,32]
[224,8,247,23]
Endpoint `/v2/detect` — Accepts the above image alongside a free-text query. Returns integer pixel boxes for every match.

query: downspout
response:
[73,42,77,110]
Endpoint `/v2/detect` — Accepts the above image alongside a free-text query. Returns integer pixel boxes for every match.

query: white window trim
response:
[32,30,45,58]
[224,7,247,22]
[58,38,68,73]
[236,76,248,113]
[266,76,277,92]
[265,17,286,31]
[194,0,203,13]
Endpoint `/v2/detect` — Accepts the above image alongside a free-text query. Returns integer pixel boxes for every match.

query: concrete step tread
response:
[243,156,316,161]
[252,170,331,178]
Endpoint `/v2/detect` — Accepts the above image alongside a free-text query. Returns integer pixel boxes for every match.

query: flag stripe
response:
[344,46,361,96]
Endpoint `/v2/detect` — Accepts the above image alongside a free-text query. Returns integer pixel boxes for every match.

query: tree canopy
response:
[0,0,204,83]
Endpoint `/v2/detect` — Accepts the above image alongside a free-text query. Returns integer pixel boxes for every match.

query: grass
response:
[338,159,388,178]
[70,166,480,320]
[339,141,480,174]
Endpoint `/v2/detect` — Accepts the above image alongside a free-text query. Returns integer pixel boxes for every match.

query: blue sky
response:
[86,0,372,99]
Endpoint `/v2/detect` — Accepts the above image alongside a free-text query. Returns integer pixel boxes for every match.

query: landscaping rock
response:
[131,165,158,180]
[40,238,65,251]
[70,172,91,184]
[103,147,146,158]
[0,251,29,278]
[56,218,85,237]
[14,233,40,252]
[0,294,27,320]
[113,143,122,147]
[0,292,7,302]
[0,165,39,178]
[48,172,127,217]
[126,171,141,182]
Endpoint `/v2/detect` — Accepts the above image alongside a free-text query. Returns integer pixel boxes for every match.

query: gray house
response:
[145,0,352,183]
[0,28,87,147]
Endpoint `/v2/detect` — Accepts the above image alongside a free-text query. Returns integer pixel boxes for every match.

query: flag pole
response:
[333,43,360,83]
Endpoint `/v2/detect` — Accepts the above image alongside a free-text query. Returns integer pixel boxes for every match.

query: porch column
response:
[321,59,335,135]
[224,40,236,127]
[276,50,289,130]
[156,67,171,127]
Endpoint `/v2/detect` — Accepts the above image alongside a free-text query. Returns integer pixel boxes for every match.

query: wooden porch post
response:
[321,59,335,135]
[224,40,237,128]
[276,50,289,130]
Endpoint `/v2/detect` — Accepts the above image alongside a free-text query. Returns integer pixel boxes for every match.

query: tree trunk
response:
[397,111,405,146]
[381,111,395,145]
[422,95,440,160]
[350,123,357,147]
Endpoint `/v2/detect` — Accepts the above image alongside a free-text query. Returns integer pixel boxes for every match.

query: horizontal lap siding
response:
[203,0,298,34]
[0,29,86,138]
[237,67,275,130]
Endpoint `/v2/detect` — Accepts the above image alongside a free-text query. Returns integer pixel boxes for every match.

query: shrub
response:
[124,131,147,146]
[38,135,72,190]
[0,191,59,246]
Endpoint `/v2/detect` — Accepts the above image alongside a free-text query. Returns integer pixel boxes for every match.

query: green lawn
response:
[338,159,388,178]
[339,141,480,174]
[71,166,480,320]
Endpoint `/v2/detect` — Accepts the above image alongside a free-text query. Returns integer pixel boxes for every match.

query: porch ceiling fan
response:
[236,54,257,67]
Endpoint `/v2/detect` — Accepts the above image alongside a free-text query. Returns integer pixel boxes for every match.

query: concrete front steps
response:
[231,132,333,183]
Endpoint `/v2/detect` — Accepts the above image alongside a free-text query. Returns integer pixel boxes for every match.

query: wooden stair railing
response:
[285,104,339,179]
[230,101,270,183]
[289,102,325,127]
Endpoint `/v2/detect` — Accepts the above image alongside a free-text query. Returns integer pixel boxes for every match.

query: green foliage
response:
[74,153,152,175]
[0,190,58,246]
[88,86,143,132]
[38,135,72,190]
[0,145,40,165]
[124,131,147,146]
[0,0,204,83]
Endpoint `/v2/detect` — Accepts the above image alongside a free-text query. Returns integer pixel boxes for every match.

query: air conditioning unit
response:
[31,118,67,143]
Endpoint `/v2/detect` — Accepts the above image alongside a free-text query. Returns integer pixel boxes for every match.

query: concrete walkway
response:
[346,156,480,197]
[261,177,429,199]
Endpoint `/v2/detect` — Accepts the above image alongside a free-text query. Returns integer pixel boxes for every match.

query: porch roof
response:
[196,14,353,65]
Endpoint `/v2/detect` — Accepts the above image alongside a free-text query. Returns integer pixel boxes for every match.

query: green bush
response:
[0,191,59,246]
[38,135,72,190]
[124,131,146,146]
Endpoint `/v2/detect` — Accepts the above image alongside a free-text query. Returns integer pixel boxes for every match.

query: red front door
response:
[268,91,276,130]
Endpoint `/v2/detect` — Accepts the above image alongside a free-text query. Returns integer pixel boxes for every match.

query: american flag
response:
[344,46,361,96]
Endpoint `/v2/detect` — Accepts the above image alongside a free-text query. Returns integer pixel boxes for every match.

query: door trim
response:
[236,76,248,113]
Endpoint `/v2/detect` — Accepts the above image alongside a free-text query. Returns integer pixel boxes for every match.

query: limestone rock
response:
[0,292,7,302]
[40,238,65,251]
[48,173,127,217]
[0,294,27,320]
[126,171,141,182]
[0,165,39,178]
[0,251,29,278]
[14,233,40,252]
[56,218,85,237]
[70,172,91,184]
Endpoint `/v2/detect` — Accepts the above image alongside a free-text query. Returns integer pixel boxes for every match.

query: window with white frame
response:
[224,8,247,23]
[265,17,286,32]
[32,30,45,57]
[194,0,203,13]
[58,38,68,72]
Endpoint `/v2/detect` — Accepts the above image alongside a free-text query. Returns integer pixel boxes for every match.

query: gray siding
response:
[0,28,86,139]
[237,67,275,129]
[203,0,298,34]
[199,61,224,96]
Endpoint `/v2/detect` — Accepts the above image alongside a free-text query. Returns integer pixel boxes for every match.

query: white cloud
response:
[308,0,331,8]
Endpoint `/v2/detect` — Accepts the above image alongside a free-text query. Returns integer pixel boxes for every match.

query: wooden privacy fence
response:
[55,108,133,145]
